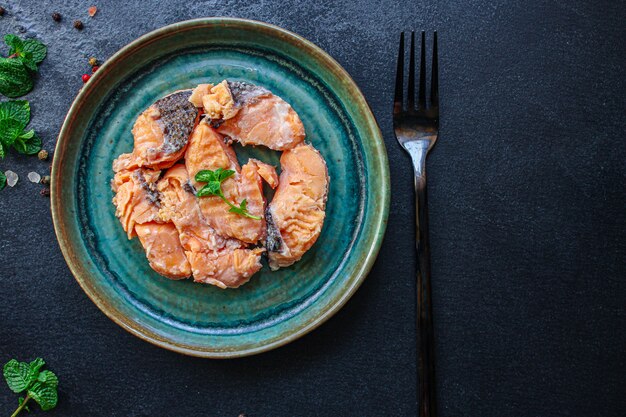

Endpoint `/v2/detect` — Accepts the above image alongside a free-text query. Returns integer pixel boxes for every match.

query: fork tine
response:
[431,31,439,107]
[418,31,426,109]
[407,31,416,110]
[394,32,405,113]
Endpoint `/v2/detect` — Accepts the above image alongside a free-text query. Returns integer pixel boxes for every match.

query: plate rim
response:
[51,17,390,358]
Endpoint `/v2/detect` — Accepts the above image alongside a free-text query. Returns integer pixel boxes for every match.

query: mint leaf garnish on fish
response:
[3,357,59,416]
[195,168,262,220]
[0,34,47,98]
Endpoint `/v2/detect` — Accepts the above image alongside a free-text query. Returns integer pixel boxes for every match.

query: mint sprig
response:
[0,100,42,160]
[0,58,33,98]
[0,34,47,98]
[195,167,262,220]
[0,170,6,190]
[3,358,58,416]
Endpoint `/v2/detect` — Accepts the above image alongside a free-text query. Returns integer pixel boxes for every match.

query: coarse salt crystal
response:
[28,172,41,183]
[5,170,18,187]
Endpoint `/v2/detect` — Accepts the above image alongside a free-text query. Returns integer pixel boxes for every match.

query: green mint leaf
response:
[218,169,236,182]
[19,54,38,72]
[195,170,217,183]
[0,58,34,98]
[27,358,45,382]
[196,168,235,184]
[0,143,6,159]
[0,170,6,190]
[206,182,222,195]
[13,132,41,155]
[19,129,35,140]
[3,360,31,393]
[0,118,25,146]
[21,39,47,65]
[36,370,58,388]
[196,182,220,197]
[196,187,210,197]
[28,381,58,411]
[0,100,30,127]
[5,34,24,55]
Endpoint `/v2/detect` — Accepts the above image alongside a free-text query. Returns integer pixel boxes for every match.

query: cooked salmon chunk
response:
[186,248,264,289]
[185,121,278,244]
[135,222,191,280]
[112,168,162,239]
[113,90,199,172]
[266,143,329,270]
[189,80,305,150]
[157,165,263,288]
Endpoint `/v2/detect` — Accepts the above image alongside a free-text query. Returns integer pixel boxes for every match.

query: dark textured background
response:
[1,1,625,416]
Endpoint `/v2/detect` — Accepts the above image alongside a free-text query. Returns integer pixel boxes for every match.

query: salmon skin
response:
[113,90,199,172]
[266,143,329,270]
[153,91,198,155]
[189,81,305,151]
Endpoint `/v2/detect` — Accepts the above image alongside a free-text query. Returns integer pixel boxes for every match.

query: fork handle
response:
[408,141,437,417]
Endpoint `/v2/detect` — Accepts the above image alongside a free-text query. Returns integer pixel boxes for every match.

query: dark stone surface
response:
[1,1,625,416]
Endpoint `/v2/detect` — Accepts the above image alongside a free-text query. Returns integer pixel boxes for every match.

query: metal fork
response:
[393,31,439,417]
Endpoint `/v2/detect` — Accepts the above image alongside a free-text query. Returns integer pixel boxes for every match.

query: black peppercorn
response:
[40,187,50,197]
[73,20,83,30]
[51,12,61,22]
[0,7,5,16]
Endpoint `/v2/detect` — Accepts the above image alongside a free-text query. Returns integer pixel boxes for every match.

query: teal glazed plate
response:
[51,18,389,358]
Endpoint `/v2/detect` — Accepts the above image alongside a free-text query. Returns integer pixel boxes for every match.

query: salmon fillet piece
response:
[186,248,264,289]
[113,90,199,172]
[158,165,264,288]
[135,222,191,280]
[111,168,162,239]
[189,81,305,150]
[185,121,278,244]
[266,143,329,270]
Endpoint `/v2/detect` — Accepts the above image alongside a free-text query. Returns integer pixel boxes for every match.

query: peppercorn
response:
[88,57,98,66]
[82,74,91,83]
[40,187,50,196]
[38,149,49,160]
[40,175,51,185]
[73,20,83,30]
[0,7,5,16]
[51,12,61,22]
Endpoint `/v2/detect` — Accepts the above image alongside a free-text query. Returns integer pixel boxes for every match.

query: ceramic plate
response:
[51,18,389,357]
